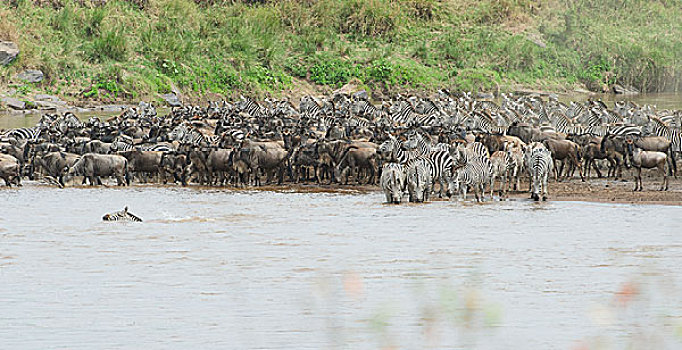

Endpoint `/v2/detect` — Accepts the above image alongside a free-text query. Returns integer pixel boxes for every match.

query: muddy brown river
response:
[1,184,681,349]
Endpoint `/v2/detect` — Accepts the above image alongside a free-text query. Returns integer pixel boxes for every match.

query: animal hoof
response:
[542,196,547,201]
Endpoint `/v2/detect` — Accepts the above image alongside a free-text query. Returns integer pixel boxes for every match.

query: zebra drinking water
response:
[380,162,406,204]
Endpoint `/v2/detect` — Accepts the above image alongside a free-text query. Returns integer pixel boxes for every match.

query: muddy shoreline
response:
[12,173,682,206]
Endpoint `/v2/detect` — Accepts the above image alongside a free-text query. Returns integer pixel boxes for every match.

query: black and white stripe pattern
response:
[450,158,487,201]
[136,144,175,152]
[2,127,43,141]
[646,116,682,153]
[236,97,269,119]
[527,146,553,201]
[390,103,418,126]
[169,124,207,146]
[378,137,418,164]
[409,150,457,198]
[351,100,383,121]
[102,206,143,222]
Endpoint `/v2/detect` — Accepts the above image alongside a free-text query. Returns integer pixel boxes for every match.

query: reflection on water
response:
[0,185,681,349]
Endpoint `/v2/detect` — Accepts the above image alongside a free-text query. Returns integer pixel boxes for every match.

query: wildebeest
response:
[626,139,668,191]
[0,153,21,186]
[580,137,623,179]
[159,152,187,185]
[120,150,165,183]
[206,148,234,185]
[64,153,130,186]
[334,145,378,185]
[508,122,564,144]
[82,140,112,154]
[236,140,291,186]
[542,139,584,181]
[33,151,80,186]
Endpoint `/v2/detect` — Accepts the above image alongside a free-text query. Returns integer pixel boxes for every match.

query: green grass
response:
[0,0,680,103]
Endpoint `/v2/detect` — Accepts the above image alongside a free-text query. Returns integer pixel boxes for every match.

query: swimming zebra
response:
[527,146,554,201]
[102,206,143,222]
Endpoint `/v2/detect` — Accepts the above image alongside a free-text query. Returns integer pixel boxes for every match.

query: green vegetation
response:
[0,0,680,102]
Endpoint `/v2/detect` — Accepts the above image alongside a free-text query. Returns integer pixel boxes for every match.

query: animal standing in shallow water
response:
[102,206,143,222]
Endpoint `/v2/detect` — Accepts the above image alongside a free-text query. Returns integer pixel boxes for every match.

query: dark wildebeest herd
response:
[1,90,681,202]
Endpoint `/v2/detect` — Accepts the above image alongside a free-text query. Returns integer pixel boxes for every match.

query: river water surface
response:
[1,185,681,349]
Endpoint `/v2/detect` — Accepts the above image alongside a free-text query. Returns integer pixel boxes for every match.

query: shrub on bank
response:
[0,0,679,102]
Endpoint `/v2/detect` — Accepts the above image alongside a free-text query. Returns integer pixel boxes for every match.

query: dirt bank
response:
[10,170,682,206]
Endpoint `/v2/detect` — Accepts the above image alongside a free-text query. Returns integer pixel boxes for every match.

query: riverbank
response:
[1,0,680,108]
[10,173,682,206]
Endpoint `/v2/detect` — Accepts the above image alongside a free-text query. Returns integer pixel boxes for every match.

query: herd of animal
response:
[1,90,680,203]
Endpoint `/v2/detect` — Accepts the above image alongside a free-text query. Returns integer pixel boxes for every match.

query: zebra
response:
[378,136,418,164]
[299,95,325,119]
[110,141,134,153]
[351,100,384,121]
[102,206,143,222]
[380,162,406,204]
[390,103,418,126]
[2,126,43,141]
[473,111,506,134]
[169,124,207,146]
[490,151,513,197]
[645,116,682,153]
[235,96,269,119]
[136,144,175,152]
[608,125,642,137]
[405,158,432,203]
[403,131,432,156]
[408,150,457,198]
[526,146,554,201]
[448,158,487,202]
[414,113,441,126]
[451,142,494,199]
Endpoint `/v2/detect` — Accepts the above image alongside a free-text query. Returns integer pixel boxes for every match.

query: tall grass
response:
[0,0,679,103]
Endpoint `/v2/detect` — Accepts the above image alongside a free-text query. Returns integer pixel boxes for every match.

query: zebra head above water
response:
[102,206,143,222]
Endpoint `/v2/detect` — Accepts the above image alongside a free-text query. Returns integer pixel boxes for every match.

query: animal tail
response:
[668,147,677,177]
[124,159,132,186]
